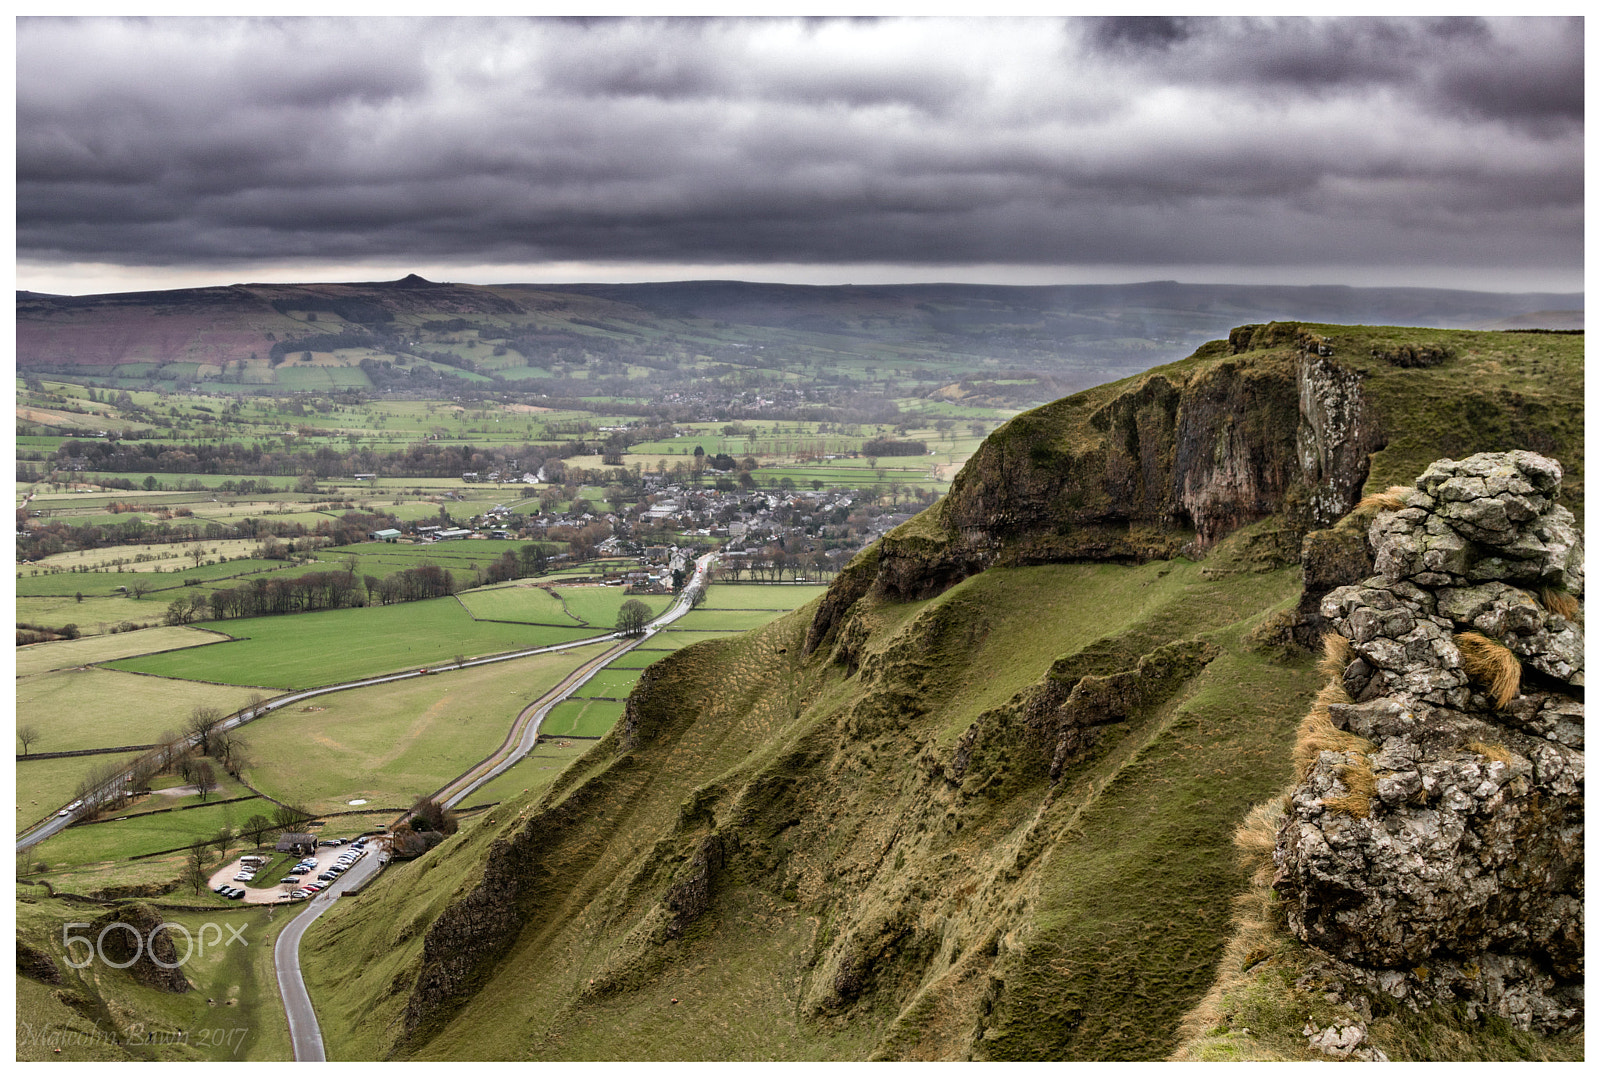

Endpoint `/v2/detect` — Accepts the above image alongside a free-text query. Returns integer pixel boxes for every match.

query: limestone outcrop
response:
[1273,451,1583,1032]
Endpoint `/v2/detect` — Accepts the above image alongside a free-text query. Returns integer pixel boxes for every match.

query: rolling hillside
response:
[293,321,1581,1059]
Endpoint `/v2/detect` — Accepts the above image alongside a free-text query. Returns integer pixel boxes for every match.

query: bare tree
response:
[186,706,224,757]
[212,826,236,863]
[195,761,216,801]
[183,843,211,896]
[17,724,41,757]
[242,813,274,847]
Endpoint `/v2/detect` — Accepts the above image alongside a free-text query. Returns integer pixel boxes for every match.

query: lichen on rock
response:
[1273,451,1583,1033]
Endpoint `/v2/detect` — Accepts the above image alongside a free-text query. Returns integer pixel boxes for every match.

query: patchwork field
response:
[105,598,600,688]
[698,583,829,609]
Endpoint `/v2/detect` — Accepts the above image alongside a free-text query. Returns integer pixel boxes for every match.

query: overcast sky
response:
[14,15,1585,296]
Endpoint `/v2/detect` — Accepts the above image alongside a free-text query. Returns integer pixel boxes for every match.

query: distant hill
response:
[15,277,1583,401]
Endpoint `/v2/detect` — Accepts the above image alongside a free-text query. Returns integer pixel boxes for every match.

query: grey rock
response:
[1276,451,1583,1033]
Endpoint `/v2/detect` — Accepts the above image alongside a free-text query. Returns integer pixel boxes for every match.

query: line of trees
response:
[167,562,459,624]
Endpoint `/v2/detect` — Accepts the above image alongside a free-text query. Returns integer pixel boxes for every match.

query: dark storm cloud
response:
[15,16,1583,280]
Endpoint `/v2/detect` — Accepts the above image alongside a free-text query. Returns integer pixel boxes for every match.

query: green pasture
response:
[15,625,228,677]
[106,598,600,689]
[551,585,669,626]
[15,557,296,596]
[242,642,612,813]
[574,665,644,698]
[699,583,828,610]
[452,738,595,808]
[670,607,807,632]
[17,593,166,634]
[456,584,574,624]
[16,668,254,753]
[538,698,625,739]
[27,797,265,868]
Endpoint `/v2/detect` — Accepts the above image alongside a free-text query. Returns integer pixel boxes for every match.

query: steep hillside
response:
[298,323,1582,1060]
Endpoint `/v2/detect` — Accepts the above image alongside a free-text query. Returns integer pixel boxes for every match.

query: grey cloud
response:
[14,16,1583,283]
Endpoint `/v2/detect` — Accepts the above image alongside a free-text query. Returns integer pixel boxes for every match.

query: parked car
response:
[323,839,343,847]
[291,889,309,899]
[227,889,245,900]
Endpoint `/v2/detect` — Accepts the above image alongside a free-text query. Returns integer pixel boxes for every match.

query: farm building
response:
[370,528,402,542]
[276,832,319,855]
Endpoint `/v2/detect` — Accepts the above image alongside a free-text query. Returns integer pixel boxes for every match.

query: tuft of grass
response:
[1322,755,1377,819]
[1290,683,1367,777]
[1316,632,1353,683]
[1537,587,1580,621]
[1352,485,1414,516]
[1453,632,1521,709]
[1465,740,1515,766]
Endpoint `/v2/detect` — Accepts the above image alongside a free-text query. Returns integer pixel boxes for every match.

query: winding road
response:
[17,556,713,1059]
[272,553,712,1059]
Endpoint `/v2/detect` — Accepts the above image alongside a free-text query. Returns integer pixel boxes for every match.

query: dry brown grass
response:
[1538,587,1581,621]
[1233,796,1288,887]
[1316,632,1353,683]
[1291,683,1366,776]
[1322,756,1377,818]
[1465,740,1515,766]
[1454,631,1521,708]
[1353,485,1414,516]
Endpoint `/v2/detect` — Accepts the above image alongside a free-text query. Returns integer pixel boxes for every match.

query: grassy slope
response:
[15,897,292,1060]
[301,545,1317,1060]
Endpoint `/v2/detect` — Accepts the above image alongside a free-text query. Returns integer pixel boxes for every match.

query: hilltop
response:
[287,321,1581,1060]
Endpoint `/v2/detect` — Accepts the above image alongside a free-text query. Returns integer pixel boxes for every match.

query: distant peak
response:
[396,273,436,287]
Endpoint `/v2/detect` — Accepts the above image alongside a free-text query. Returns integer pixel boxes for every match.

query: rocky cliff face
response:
[817,324,1385,633]
[1274,451,1583,1034]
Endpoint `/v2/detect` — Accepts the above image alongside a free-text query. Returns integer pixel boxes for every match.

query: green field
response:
[538,697,625,738]
[573,666,644,698]
[670,607,803,632]
[463,738,596,807]
[14,625,227,676]
[700,583,829,610]
[105,598,601,689]
[28,797,267,869]
[16,668,255,753]
[455,584,575,624]
[242,642,613,812]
